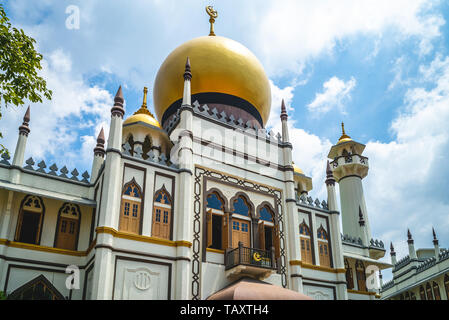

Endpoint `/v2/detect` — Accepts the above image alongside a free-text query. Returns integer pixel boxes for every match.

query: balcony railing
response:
[225,242,276,271]
[331,154,369,168]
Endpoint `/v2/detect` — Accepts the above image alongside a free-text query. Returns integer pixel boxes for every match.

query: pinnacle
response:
[23,105,31,123]
[97,127,105,143]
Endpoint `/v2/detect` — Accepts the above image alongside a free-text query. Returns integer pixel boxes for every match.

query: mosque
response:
[0,7,393,300]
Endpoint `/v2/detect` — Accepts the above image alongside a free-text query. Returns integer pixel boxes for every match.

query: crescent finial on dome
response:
[206,6,218,36]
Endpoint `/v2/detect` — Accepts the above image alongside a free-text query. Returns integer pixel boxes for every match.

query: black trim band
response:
[162,92,263,127]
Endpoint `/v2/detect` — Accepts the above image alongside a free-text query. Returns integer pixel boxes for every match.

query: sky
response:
[1,0,449,283]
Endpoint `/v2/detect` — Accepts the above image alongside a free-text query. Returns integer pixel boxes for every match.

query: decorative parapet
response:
[381,279,394,291]
[164,100,285,145]
[416,257,437,273]
[341,234,364,247]
[439,249,449,262]
[122,142,178,169]
[394,255,411,271]
[330,154,369,169]
[369,238,385,250]
[22,157,90,183]
[163,108,181,133]
[298,194,329,211]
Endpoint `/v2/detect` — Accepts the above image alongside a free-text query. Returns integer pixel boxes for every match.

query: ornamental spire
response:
[337,122,351,144]
[280,99,288,121]
[407,229,414,244]
[433,227,439,246]
[19,106,31,136]
[134,87,155,117]
[94,127,106,157]
[325,160,335,186]
[358,206,365,227]
[184,57,192,81]
[206,6,218,36]
[390,242,395,255]
[111,85,125,118]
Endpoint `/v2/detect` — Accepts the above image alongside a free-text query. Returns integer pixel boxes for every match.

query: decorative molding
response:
[206,248,225,254]
[192,166,287,300]
[95,227,192,248]
[347,289,377,296]
[0,238,91,257]
[289,260,345,274]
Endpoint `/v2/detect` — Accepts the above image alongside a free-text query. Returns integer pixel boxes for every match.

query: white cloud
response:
[269,53,449,283]
[308,76,356,115]
[0,49,113,173]
[255,0,444,76]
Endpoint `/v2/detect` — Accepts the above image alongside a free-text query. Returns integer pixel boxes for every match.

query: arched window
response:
[445,274,449,299]
[152,186,172,240]
[426,282,434,300]
[345,259,354,290]
[54,203,81,250]
[15,195,45,245]
[119,180,142,234]
[232,196,250,217]
[299,221,313,265]
[355,260,367,292]
[142,135,152,160]
[432,282,441,300]
[317,226,331,268]
[206,191,226,250]
[231,195,252,248]
[419,285,426,300]
[258,205,276,252]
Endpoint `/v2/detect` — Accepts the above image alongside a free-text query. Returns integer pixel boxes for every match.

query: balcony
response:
[330,154,369,181]
[224,242,277,280]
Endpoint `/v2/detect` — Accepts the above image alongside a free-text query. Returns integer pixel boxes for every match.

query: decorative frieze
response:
[122,143,178,169]
[22,157,90,184]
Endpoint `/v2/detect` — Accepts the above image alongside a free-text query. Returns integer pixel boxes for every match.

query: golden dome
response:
[337,122,352,144]
[124,87,161,128]
[293,162,304,175]
[153,35,271,126]
[123,113,161,128]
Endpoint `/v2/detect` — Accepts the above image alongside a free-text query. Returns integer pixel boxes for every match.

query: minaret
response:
[10,106,31,183]
[325,160,347,299]
[280,99,303,294]
[280,99,289,143]
[433,228,440,261]
[390,242,397,265]
[91,86,125,299]
[407,229,417,260]
[90,128,105,182]
[174,57,194,299]
[327,123,371,246]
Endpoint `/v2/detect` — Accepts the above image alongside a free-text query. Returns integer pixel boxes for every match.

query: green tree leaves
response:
[0,4,52,155]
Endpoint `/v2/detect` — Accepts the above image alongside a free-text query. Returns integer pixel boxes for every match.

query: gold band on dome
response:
[153,36,271,126]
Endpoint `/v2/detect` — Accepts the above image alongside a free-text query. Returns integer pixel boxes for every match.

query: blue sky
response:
[1,0,449,282]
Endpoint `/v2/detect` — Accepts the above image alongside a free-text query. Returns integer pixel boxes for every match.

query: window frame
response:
[14,195,46,245]
[53,202,82,251]
[151,186,172,240]
[119,179,143,235]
